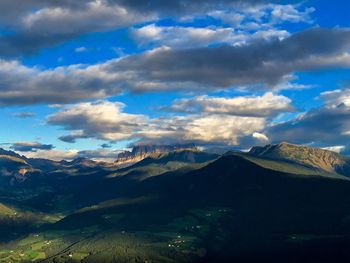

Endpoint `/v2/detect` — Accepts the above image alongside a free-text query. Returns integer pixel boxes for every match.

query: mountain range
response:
[1,143,350,262]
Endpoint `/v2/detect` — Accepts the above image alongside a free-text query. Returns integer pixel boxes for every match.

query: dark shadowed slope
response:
[52,153,350,262]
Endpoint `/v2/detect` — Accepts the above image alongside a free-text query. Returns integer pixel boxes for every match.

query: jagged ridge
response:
[114,144,198,168]
[249,142,350,176]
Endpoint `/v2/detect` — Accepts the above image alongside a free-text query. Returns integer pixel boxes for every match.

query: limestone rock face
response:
[249,142,350,176]
[114,144,197,168]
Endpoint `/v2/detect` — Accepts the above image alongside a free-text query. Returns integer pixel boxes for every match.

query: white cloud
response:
[320,89,350,108]
[0,1,316,58]
[0,1,154,57]
[252,132,269,142]
[132,24,290,48]
[23,149,79,161]
[164,92,293,117]
[266,106,350,148]
[132,24,245,48]
[75,46,88,53]
[209,11,245,26]
[75,148,123,162]
[47,99,269,147]
[270,4,315,24]
[321,145,345,153]
[0,0,274,57]
[0,28,349,106]
[137,114,266,146]
[22,2,149,35]
[178,114,266,145]
[209,3,315,27]
[47,101,146,142]
[0,59,117,105]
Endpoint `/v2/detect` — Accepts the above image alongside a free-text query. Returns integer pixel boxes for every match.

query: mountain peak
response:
[114,144,198,168]
[249,142,349,175]
[278,141,299,147]
[0,148,29,165]
[0,148,24,158]
[130,144,197,155]
[70,157,97,166]
[117,144,197,160]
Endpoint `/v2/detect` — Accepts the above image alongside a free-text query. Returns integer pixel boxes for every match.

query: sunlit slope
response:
[228,152,349,180]
[249,142,350,176]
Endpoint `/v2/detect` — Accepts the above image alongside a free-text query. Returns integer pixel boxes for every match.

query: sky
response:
[0,0,349,160]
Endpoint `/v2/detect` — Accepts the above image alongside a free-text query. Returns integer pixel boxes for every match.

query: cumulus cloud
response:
[320,88,350,108]
[0,1,152,57]
[116,0,266,15]
[75,47,88,53]
[0,0,270,57]
[10,142,54,152]
[252,132,269,142]
[23,149,79,161]
[265,88,350,150]
[75,148,122,162]
[322,146,346,154]
[0,0,265,23]
[235,131,270,149]
[266,107,350,147]
[47,99,270,147]
[132,25,240,48]
[22,2,139,33]
[0,60,118,105]
[269,4,315,24]
[47,101,146,142]
[131,24,289,48]
[1,28,349,105]
[163,92,293,117]
[138,114,266,146]
[116,28,350,89]
[58,132,89,144]
[210,3,314,27]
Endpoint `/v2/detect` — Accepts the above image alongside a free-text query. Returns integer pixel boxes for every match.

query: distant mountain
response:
[0,148,22,157]
[114,144,198,168]
[249,142,350,176]
[68,149,219,206]
[0,148,34,185]
[68,157,98,167]
[134,149,218,166]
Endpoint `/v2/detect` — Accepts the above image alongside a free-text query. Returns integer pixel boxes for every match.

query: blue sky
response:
[0,0,350,160]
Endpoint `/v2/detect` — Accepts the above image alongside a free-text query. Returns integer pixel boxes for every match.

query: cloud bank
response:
[0,28,349,106]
